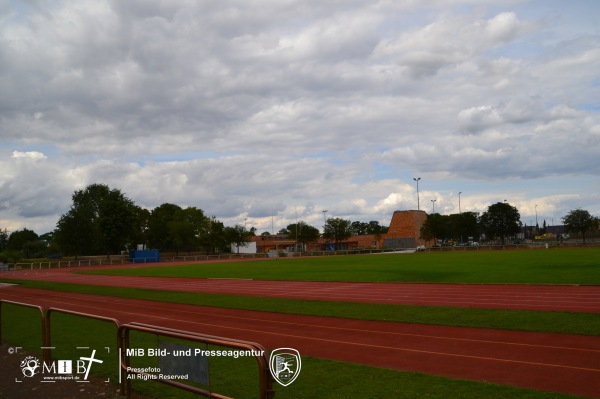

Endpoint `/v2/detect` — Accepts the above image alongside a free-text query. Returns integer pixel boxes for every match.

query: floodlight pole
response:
[322,210,328,250]
[431,199,436,214]
[413,177,421,248]
[459,191,462,245]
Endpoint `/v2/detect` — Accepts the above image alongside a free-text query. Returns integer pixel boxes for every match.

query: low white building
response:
[231,241,257,254]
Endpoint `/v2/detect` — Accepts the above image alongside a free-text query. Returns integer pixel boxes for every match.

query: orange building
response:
[251,210,428,252]
[384,210,428,249]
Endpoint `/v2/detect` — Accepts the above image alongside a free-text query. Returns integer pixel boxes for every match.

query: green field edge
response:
[2,279,599,336]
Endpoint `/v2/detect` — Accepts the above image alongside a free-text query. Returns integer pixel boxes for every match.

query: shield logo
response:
[269,348,301,387]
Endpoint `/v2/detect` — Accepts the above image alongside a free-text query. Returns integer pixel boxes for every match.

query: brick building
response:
[383,210,428,249]
[251,210,428,252]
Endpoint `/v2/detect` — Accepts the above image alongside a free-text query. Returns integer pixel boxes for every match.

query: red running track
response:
[2,265,600,312]
[1,286,600,398]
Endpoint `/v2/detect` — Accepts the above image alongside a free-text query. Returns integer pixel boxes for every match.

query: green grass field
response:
[81,248,600,284]
[2,248,598,398]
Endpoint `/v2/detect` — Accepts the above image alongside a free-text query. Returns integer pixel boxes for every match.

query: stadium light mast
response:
[413,177,421,248]
[431,199,436,214]
[459,191,463,245]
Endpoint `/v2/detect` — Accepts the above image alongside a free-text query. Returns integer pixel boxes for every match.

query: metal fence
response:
[0,300,274,398]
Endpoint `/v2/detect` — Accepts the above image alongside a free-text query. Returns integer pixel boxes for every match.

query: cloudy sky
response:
[1,0,599,235]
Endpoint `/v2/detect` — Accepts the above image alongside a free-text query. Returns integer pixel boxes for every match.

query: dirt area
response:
[0,344,150,399]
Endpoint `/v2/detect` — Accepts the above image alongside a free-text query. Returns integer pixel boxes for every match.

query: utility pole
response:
[458,192,462,245]
[322,210,328,251]
[413,177,421,248]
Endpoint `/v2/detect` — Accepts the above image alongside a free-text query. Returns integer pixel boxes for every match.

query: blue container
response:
[129,249,160,263]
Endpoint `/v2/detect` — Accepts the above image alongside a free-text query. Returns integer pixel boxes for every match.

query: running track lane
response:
[1,286,600,398]
[2,267,600,312]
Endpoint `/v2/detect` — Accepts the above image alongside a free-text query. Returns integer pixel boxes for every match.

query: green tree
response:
[40,231,61,255]
[366,221,388,235]
[7,228,39,251]
[284,222,320,248]
[97,188,137,255]
[198,217,226,254]
[55,184,137,257]
[479,202,522,244]
[351,221,368,235]
[22,240,48,258]
[420,213,448,243]
[169,207,207,254]
[55,203,96,256]
[448,212,480,244]
[146,203,182,251]
[0,228,8,251]
[323,217,353,249]
[562,209,599,243]
[129,206,150,249]
[224,224,251,254]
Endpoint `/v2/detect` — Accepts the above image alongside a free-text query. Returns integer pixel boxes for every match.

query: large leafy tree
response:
[448,212,480,243]
[351,221,388,236]
[145,204,208,253]
[130,206,150,248]
[283,222,321,245]
[479,202,522,244]
[420,213,448,243]
[225,224,251,253]
[55,202,96,256]
[169,207,207,254]
[7,228,39,251]
[55,184,137,256]
[146,203,182,251]
[420,212,480,244]
[323,217,353,249]
[562,209,599,243]
[6,228,47,258]
[198,216,226,254]
[97,188,138,255]
[0,228,8,251]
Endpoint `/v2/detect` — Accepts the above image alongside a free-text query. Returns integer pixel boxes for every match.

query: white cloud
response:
[11,151,47,160]
[372,11,535,77]
[1,1,599,234]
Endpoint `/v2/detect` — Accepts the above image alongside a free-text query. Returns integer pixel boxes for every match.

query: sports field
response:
[1,247,600,398]
[81,248,600,284]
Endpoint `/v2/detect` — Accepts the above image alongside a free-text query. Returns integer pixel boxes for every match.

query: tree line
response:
[1,184,252,261]
[420,202,600,245]
[0,184,389,261]
[1,184,598,262]
[270,219,389,249]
